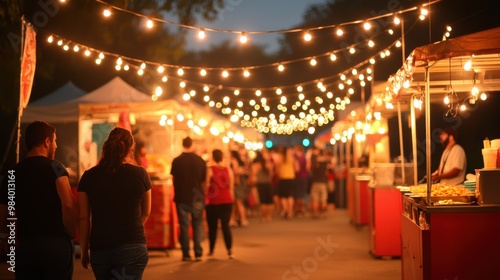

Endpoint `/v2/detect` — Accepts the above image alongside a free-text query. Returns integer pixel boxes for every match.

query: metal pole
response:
[410,97,418,186]
[425,66,432,203]
[397,102,406,184]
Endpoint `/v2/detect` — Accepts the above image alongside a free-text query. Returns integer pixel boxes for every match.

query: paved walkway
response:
[1,209,401,279]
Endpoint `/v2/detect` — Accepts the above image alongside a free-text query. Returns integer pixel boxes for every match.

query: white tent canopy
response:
[22,77,152,123]
[29,81,86,106]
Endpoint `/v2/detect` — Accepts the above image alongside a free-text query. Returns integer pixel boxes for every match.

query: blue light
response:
[302,138,310,147]
[265,140,273,149]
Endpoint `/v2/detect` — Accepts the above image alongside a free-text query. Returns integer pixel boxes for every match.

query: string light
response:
[304,31,312,42]
[146,19,154,29]
[239,32,248,44]
[198,29,206,40]
[103,7,112,17]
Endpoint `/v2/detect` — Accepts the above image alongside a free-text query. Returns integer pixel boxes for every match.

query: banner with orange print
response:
[20,21,37,109]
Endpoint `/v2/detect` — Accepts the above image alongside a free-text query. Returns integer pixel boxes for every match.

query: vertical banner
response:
[20,21,37,110]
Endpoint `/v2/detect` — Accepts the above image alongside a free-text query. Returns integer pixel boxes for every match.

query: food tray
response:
[405,194,476,206]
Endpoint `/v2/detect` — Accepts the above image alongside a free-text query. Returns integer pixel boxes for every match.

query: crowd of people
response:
[0,121,340,279]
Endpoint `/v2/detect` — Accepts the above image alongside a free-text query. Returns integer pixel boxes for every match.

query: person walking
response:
[78,127,152,280]
[276,146,298,219]
[230,150,249,227]
[250,150,275,222]
[170,137,207,261]
[205,149,235,259]
[0,121,77,279]
[310,149,329,219]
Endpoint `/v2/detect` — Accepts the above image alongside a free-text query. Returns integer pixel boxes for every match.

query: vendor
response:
[134,141,149,168]
[431,127,466,185]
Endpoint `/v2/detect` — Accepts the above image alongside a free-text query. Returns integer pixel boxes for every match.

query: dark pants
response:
[90,243,148,280]
[205,203,233,253]
[16,234,74,280]
[176,202,204,258]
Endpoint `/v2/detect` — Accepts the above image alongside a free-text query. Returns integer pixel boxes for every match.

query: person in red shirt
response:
[205,149,235,259]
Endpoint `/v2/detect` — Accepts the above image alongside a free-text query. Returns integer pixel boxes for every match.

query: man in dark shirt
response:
[0,121,77,279]
[170,137,206,261]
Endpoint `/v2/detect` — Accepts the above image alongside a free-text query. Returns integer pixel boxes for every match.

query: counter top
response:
[403,195,500,213]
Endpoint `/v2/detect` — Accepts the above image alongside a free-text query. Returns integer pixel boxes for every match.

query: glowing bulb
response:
[444,95,450,104]
[57,40,63,46]
[155,86,163,96]
[198,29,205,39]
[243,69,250,77]
[464,59,472,71]
[116,57,122,65]
[403,79,410,88]
[351,69,358,75]
[446,25,452,32]
[162,76,168,82]
[336,29,343,36]
[276,88,282,95]
[255,90,262,96]
[363,22,371,30]
[297,86,303,92]
[222,70,229,78]
[99,53,105,60]
[84,50,91,56]
[200,69,207,76]
[157,65,164,73]
[239,32,248,44]
[310,58,317,66]
[304,32,312,41]
[137,69,144,75]
[349,47,355,54]
[471,86,479,96]
[146,19,154,29]
[369,58,376,64]
[278,64,285,72]
[330,53,337,61]
[47,35,54,43]
[396,40,402,48]
[177,68,184,76]
[179,81,186,88]
[368,40,374,47]
[340,74,346,80]
[460,104,467,111]
[394,16,401,25]
[183,93,190,101]
[203,86,209,92]
[103,8,112,17]
[234,90,240,96]
[480,92,487,100]
[73,45,79,52]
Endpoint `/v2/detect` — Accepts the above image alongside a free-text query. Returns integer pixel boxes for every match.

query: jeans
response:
[16,234,74,280]
[90,243,148,280]
[176,202,204,258]
[206,204,233,253]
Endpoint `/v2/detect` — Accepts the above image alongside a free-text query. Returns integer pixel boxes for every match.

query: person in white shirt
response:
[431,127,467,186]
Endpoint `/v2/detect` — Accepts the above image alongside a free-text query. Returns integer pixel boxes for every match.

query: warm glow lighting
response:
[368,40,374,47]
[157,65,164,73]
[304,32,312,41]
[137,68,144,75]
[394,16,401,25]
[63,45,69,51]
[179,81,186,88]
[243,69,250,77]
[310,58,317,66]
[103,8,112,17]
[363,22,371,30]
[84,50,91,56]
[200,69,207,76]
[177,68,184,76]
[297,86,303,92]
[198,29,206,39]
[464,59,472,71]
[276,88,282,95]
[460,104,467,111]
[349,48,355,54]
[278,64,285,72]
[239,32,248,44]
[116,57,123,65]
[57,40,63,46]
[330,53,337,61]
[222,70,229,78]
[146,19,154,29]
[203,86,209,92]
[480,92,487,100]
[162,76,168,82]
[336,29,343,36]
[155,86,163,96]
[140,62,146,69]
[255,90,262,96]
[443,95,450,104]
[234,90,240,96]
[471,86,479,96]
[73,45,79,52]
[183,93,190,101]
[99,53,105,60]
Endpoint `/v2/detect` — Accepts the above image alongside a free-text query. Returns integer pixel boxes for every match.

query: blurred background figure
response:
[293,145,308,217]
[309,148,329,219]
[250,150,274,222]
[134,141,148,168]
[276,146,298,219]
[230,150,249,227]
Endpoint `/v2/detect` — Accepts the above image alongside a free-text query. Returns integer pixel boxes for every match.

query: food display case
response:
[401,192,500,279]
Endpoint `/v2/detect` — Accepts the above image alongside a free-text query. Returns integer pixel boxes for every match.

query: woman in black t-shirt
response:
[78,127,152,280]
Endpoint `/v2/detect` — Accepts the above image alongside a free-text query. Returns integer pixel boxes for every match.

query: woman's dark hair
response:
[25,121,56,151]
[231,150,244,166]
[99,127,134,173]
[253,151,268,172]
[212,149,223,163]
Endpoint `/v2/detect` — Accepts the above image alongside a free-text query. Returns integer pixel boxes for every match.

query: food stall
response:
[381,27,500,279]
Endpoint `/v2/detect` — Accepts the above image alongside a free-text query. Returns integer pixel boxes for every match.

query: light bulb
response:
[444,95,450,104]
[480,92,487,100]
[368,40,375,47]
[460,104,466,111]
[304,32,312,42]
[198,29,205,39]
[394,16,401,25]
[200,69,207,76]
[73,45,79,52]
[103,8,111,17]
[155,86,163,96]
[243,69,250,77]
[336,29,343,36]
[47,35,54,43]
[363,22,371,30]
[310,58,317,66]
[146,19,154,29]
[297,86,303,92]
[177,68,184,76]
[330,53,337,61]
[222,70,229,78]
[349,47,355,54]
[239,32,248,44]
[278,64,285,72]
[157,65,164,73]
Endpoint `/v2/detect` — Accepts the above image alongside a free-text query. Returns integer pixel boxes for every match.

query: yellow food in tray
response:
[409,183,473,197]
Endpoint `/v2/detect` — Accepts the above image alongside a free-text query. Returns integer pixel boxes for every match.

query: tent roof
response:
[29,81,86,106]
[22,77,153,123]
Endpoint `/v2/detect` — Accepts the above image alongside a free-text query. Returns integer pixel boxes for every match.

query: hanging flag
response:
[20,21,37,109]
